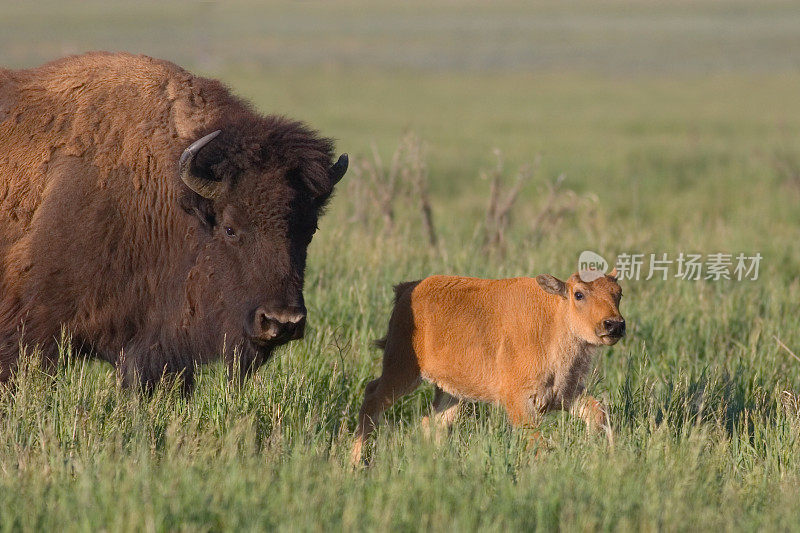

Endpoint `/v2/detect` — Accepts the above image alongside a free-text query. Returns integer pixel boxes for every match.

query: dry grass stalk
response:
[771,149,800,190]
[529,172,566,236]
[774,335,800,364]
[780,389,800,421]
[481,150,537,255]
[480,151,601,254]
[349,141,403,231]
[530,173,598,243]
[401,134,439,250]
[349,133,439,251]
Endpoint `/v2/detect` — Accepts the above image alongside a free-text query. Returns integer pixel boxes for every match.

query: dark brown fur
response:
[0,52,345,391]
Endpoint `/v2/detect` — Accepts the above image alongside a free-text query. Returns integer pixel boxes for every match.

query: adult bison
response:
[0,52,348,391]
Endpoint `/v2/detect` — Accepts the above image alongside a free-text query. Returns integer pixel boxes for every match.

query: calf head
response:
[536,269,625,346]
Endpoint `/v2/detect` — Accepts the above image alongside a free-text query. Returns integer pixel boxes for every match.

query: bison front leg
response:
[503,394,549,453]
[421,386,461,442]
[0,298,63,385]
[569,395,614,446]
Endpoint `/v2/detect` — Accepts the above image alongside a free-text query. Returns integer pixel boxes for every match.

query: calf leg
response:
[570,395,614,446]
[504,394,547,451]
[504,393,539,428]
[421,386,461,441]
[352,288,422,467]
[350,372,421,467]
[350,379,383,467]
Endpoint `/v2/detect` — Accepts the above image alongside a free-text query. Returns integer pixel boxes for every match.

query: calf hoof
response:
[349,442,370,469]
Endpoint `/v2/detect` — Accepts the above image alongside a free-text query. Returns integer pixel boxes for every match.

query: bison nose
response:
[251,306,307,343]
[603,318,626,338]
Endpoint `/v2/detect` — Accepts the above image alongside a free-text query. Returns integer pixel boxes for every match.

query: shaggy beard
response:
[216,333,279,378]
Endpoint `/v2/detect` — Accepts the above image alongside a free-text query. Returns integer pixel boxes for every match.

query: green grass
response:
[3,1,800,530]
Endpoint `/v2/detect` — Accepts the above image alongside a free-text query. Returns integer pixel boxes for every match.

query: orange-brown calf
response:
[351,270,624,465]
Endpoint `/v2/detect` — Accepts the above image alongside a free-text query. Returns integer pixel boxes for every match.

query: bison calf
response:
[351,269,624,465]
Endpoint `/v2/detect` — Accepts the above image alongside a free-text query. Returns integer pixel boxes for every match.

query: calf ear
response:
[536,274,568,298]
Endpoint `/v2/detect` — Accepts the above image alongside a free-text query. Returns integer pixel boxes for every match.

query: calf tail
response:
[392,281,422,303]
[371,280,422,351]
[372,337,387,350]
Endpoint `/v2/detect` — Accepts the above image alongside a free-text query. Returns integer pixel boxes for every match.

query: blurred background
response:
[3,2,800,529]
[4,1,800,72]
[3,1,799,187]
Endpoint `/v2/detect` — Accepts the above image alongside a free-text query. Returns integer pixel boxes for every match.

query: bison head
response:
[177,120,347,363]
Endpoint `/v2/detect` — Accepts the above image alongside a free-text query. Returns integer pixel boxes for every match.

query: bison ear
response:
[180,130,225,199]
[536,274,568,299]
[328,153,348,186]
[179,190,217,231]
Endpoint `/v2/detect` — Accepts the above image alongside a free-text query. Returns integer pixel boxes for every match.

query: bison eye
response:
[574,291,585,301]
[224,226,237,238]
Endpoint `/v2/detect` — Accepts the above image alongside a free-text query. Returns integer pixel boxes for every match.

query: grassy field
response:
[2,1,800,530]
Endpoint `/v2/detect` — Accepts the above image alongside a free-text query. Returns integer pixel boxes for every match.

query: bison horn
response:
[179,130,224,199]
[329,153,348,186]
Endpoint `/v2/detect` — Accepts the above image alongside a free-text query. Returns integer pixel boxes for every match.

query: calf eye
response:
[574,291,585,301]
[224,226,237,238]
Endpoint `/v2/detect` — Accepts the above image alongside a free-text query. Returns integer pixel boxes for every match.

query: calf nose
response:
[603,318,626,338]
[252,306,307,343]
